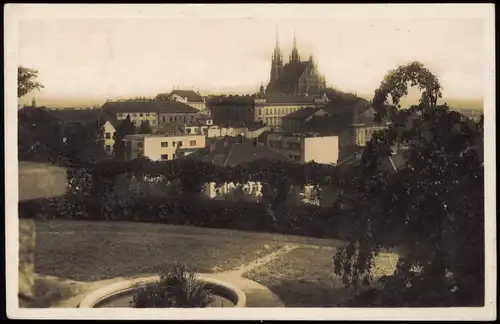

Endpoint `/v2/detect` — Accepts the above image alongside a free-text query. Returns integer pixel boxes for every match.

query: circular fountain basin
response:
[78,274,246,308]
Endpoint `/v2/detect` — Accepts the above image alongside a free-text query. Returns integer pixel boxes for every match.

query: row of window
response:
[160,140,197,148]
[134,119,156,125]
[257,107,301,116]
[117,112,153,118]
[161,115,196,123]
[263,117,283,126]
[116,113,198,124]
[288,154,301,162]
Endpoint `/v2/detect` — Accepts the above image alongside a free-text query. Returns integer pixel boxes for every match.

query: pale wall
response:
[303,136,339,165]
[266,134,339,164]
[103,121,116,155]
[116,112,159,128]
[143,135,206,161]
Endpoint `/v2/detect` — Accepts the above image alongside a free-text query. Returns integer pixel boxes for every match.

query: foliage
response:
[113,115,136,161]
[133,262,215,308]
[371,61,442,122]
[138,120,153,134]
[18,66,44,98]
[323,87,367,106]
[334,61,484,306]
[63,121,108,164]
[219,184,256,202]
[18,107,108,165]
[18,107,66,164]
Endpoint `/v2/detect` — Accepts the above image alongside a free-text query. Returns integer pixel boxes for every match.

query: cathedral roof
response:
[268,61,310,93]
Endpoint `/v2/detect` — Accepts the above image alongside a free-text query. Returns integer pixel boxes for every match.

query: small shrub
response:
[132,262,215,308]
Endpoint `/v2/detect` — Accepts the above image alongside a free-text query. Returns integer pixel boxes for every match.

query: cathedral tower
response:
[270,27,283,84]
[289,28,300,64]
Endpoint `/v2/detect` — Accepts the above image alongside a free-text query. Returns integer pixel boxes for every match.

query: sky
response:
[14,4,490,108]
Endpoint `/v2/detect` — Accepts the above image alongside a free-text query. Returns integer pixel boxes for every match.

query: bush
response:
[31,192,347,239]
[133,262,215,308]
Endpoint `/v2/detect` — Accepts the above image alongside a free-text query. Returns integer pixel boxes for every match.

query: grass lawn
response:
[35,219,284,282]
[243,246,399,307]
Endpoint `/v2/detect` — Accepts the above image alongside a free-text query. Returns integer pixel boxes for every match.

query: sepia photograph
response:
[5,3,496,320]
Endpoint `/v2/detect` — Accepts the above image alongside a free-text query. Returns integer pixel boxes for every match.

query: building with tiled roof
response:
[46,109,105,125]
[102,98,201,130]
[207,95,256,127]
[156,89,209,115]
[266,29,326,96]
[253,94,328,131]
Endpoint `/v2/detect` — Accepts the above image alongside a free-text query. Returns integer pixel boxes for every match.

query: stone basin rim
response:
[78,274,247,308]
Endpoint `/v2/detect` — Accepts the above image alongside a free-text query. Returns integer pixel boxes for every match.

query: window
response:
[161,154,169,160]
[131,113,137,117]
[105,145,111,151]
[172,141,176,146]
[172,153,176,159]
[178,142,183,147]
[170,117,174,122]
[162,117,166,122]
[145,113,150,116]
[161,142,168,147]
[139,113,143,117]
[189,140,196,146]
[105,132,111,139]
[152,120,156,125]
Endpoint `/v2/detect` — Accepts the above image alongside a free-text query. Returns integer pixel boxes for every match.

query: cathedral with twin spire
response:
[265,29,327,96]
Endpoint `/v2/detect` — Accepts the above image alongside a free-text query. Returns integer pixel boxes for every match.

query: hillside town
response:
[15,14,489,317]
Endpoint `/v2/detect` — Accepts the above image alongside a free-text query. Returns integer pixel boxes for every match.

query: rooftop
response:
[102,99,199,114]
[259,93,324,105]
[156,90,204,102]
[45,109,105,123]
[124,133,202,140]
[282,107,322,120]
[187,136,290,167]
[267,132,338,139]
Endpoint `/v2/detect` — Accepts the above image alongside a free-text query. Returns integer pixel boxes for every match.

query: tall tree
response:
[18,66,44,98]
[113,115,136,161]
[334,61,484,306]
[138,120,153,134]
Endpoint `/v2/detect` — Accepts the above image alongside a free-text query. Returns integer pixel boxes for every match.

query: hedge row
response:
[20,194,350,239]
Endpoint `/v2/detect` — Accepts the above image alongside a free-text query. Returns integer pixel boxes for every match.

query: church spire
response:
[270,26,283,84]
[275,26,279,48]
[293,27,297,50]
[290,27,300,64]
